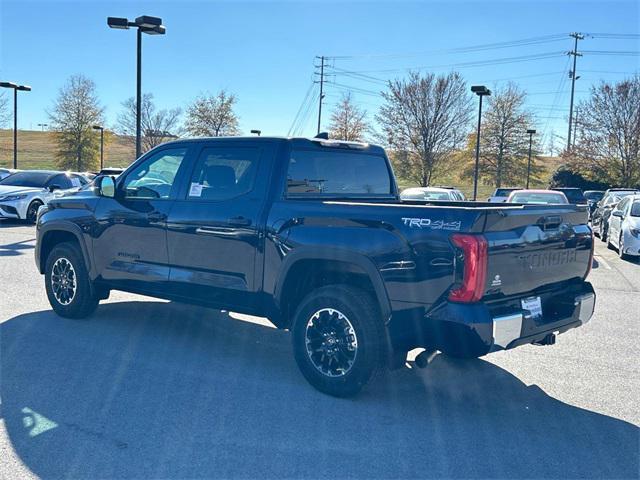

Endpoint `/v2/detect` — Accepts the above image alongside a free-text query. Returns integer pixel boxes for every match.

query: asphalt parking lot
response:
[1,219,638,479]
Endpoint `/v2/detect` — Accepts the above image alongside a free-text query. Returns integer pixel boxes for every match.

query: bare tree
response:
[573,76,640,187]
[476,83,538,187]
[117,93,182,153]
[0,92,9,128]
[328,93,370,141]
[376,72,472,186]
[185,90,240,137]
[48,74,104,171]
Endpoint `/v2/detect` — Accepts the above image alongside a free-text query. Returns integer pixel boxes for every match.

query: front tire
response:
[291,285,386,397]
[45,242,99,319]
[618,233,629,260]
[25,200,43,224]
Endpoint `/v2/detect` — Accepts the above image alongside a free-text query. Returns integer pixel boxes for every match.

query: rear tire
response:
[291,285,386,397]
[45,242,99,319]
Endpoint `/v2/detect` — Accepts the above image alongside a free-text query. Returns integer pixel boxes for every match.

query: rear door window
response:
[287,149,391,196]
[186,147,260,201]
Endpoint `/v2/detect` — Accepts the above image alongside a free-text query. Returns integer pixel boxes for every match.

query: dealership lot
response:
[1,220,638,479]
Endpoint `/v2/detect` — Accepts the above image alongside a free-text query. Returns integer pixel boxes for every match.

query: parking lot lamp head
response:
[0,81,18,89]
[107,17,131,29]
[17,85,31,92]
[107,14,166,159]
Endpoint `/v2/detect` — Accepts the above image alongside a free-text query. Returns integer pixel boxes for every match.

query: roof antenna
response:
[314,132,329,140]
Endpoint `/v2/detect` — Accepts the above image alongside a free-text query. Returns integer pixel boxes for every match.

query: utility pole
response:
[316,56,326,134]
[572,107,579,149]
[567,32,584,151]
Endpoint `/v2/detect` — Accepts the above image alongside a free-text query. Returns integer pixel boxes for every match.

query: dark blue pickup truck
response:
[35,136,595,396]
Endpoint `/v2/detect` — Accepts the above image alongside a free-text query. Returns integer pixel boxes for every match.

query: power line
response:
[327,51,567,75]
[326,33,569,60]
[288,81,315,136]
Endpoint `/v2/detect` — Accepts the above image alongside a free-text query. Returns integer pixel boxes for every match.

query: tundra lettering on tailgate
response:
[519,250,578,270]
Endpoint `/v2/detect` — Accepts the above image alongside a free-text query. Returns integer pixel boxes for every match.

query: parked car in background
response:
[97,167,126,177]
[0,170,89,223]
[592,189,639,241]
[584,190,605,219]
[552,187,586,204]
[400,186,466,201]
[607,194,640,260]
[0,168,19,180]
[506,189,569,204]
[487,187,521,203]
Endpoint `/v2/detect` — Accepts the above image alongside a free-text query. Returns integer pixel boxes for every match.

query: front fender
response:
[36,220,93,277]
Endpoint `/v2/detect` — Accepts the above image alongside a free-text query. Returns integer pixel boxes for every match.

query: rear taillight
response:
[449,234,488,303]
[584,230,595,279]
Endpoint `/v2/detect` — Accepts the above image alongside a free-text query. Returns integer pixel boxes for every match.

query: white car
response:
[400,186,466,201]
[0,170,88,223]
[607,194,640,260]
[0,168,19,180]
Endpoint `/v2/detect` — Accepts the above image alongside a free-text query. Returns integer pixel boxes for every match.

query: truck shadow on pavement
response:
[0,238,35,257]
[2,301,638,479]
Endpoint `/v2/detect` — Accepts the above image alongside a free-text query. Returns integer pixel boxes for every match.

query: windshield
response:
[495,188,517,197]
[0,171,51,188]
[510,192,568,204]
[631,201,640,217]
[584,191,604,201]
[555,189,585,203]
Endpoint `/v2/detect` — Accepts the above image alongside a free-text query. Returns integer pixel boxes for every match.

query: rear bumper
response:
[388,281,595,356]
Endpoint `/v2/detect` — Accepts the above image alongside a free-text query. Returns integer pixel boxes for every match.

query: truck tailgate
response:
[481,205,593,297]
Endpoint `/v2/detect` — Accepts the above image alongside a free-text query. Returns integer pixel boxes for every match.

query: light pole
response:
[107,15,165,160]
[250,129,261,136]
[93,125,105,170]
[526,129,536,189]
[37,123,48,131]
[0,81,31,169]
[471,85,491,201]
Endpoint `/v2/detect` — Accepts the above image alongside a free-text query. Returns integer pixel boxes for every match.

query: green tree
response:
[475,83,538,188]
[48,74,104,171]
[185,90,240,137]
[117,93,182,153]
[377,72,471,186]
[572,76,640,187]
[328,93,369,141]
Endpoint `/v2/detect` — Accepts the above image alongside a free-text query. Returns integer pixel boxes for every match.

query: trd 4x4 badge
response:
[401,217,462,231]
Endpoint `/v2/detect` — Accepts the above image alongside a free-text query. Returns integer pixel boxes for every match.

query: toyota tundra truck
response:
[35,136,595,397]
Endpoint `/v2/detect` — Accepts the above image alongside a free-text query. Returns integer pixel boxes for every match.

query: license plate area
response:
[521,296,543,319]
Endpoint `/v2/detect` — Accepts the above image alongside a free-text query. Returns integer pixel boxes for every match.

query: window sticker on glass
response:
[189,183,203,197]
[70,177,81,187]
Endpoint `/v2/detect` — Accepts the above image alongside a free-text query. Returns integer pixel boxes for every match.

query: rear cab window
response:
[287,148,392,197]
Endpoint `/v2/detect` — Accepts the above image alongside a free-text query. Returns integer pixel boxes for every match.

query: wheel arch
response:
[274,248,391,329]
[38,223,92,276]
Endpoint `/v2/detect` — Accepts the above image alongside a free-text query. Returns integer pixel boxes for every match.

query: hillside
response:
[0,130,562,198]
[0,129,136,170]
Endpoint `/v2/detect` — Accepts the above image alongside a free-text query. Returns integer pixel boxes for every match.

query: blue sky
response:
[1,0,638,151]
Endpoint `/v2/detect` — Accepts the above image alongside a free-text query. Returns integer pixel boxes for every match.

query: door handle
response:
[227,216,251,227]
[147,211,167,222]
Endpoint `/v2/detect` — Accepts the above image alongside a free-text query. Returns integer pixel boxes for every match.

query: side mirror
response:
[48,184,61,192]
[612,210,623,218]
[97,175,116,198]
